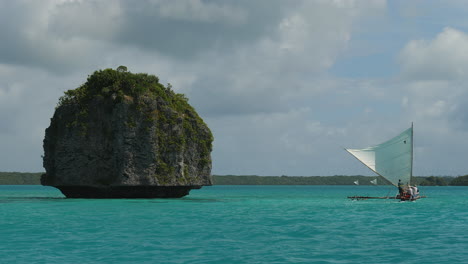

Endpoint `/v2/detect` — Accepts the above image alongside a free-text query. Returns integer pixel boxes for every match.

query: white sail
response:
[345,126,413,187]
[370,179,377,185]
[354,180,359,185]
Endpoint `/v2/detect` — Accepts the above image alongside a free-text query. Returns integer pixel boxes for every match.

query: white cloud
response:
[402,79,467,130]
[394,27,468,175]
[0,64,83,171]
[207,108,355,176]
[399,27,468,80]
[186,1,387,118]
[0,1,125,72]
[154,0,247,25]
[49,0,123,40]
[2,0,468,177]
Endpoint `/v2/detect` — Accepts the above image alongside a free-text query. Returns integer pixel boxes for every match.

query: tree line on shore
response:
[212,175,468,186]
[1,172,467,186]
[0,172,42,185]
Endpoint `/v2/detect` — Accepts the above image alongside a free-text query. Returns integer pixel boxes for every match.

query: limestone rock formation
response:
[42,68,213,198]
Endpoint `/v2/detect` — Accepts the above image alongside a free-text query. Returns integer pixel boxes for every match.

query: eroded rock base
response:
[54,186,201,198]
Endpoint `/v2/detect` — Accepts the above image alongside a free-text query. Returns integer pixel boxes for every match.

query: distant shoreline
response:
[0,172,464,186]
[0,172,42,185]
[212,175,459,186]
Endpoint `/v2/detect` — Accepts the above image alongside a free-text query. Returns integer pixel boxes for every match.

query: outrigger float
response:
[345,123,425,201]
[347,195,427,201]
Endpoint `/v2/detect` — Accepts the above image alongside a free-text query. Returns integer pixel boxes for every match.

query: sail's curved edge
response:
[345,127,413,187]
[345,148,389,185]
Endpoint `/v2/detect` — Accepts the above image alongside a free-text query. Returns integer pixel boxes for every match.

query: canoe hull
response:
[348,195,426,201]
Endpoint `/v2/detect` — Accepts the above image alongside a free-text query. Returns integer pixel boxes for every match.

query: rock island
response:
[42,67,213,198]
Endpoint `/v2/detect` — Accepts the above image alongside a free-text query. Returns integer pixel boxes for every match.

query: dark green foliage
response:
[416,176,449,186]
[57,68,201,121]
[56,66,209,133]
[3,173,465,186]
[0,172,42,185]
[213,175,389,185]
[57,68,165,106]
[450,175,468,186]
[213,175,460,185]
[116,65,128,72]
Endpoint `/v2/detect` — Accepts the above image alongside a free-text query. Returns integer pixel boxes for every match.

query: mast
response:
[410,122,414,185]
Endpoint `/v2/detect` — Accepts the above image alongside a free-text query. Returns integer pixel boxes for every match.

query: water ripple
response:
[0,185,467,263]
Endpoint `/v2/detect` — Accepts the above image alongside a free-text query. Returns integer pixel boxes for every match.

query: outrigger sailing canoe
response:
[345,124,425,201]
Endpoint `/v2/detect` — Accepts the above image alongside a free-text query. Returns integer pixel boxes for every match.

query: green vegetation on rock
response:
[57,68,201,117]
[43,67,213,190]
[57,68,212,155]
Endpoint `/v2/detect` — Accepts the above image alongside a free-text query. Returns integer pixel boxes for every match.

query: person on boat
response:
[411,185,419,199]
[407,186,413,200]
[398,179,404,197]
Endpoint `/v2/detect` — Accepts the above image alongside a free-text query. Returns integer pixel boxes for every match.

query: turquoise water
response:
[0,185,467,264]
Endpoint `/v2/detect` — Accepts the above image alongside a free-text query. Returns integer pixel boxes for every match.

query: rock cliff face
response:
[42,68,213,198]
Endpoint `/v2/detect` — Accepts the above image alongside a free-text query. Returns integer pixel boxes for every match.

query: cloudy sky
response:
[1,0,468,176]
